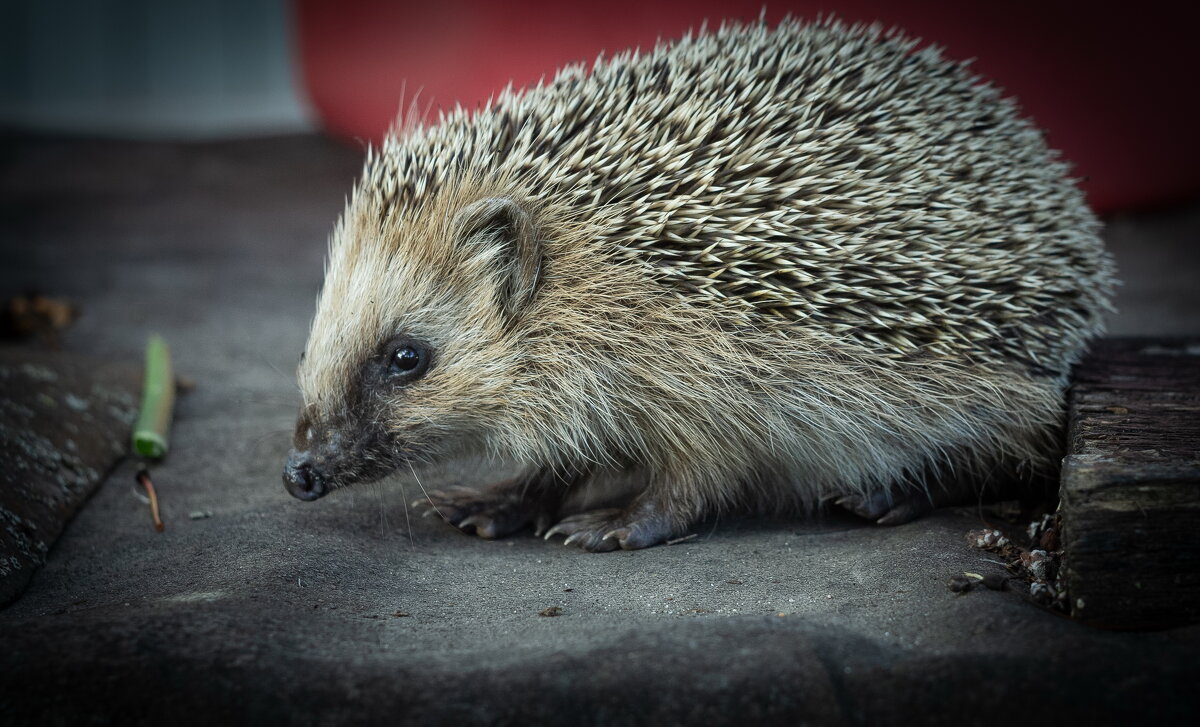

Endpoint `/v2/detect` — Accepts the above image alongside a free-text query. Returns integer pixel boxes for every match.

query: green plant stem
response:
[132,335,174,459]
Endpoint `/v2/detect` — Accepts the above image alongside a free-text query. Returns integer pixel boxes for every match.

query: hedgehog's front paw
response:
[834,490,934,526]
[413,484,542,539]
[544,506,675,552]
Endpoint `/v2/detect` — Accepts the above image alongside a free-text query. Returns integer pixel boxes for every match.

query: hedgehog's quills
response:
[282,17,1115,551]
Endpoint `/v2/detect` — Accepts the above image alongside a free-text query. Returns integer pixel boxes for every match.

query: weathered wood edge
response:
[1060,337,1200,629]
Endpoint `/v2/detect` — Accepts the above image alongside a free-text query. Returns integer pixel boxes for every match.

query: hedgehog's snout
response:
[283,408,396,499]
[283,449,328,501]
[284,408,336,501]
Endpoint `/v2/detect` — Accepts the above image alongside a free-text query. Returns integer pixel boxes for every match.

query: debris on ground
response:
[963,512,1065,611]
[538,606,563,617]
[0,292,78,344]
[136,469,165,532]
[949,572,1010,593]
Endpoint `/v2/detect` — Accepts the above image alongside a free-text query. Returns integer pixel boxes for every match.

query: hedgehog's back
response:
[373,18,1114,374]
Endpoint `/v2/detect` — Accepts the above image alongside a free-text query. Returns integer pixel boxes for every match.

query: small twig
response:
[136,468,164,532]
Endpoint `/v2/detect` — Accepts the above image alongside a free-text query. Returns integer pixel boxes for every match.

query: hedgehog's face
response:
[283,195,542,501]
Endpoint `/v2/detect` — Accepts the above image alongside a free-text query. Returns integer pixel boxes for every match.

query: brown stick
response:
[136,468,164,532]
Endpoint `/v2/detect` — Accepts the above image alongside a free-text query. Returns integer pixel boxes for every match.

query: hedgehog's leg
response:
[543,485,695,552]
[413,470,569,539]
[835,457,1060,525]
[833,489,936,526]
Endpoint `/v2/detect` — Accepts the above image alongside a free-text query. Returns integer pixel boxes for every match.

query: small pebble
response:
[188,510,214,520]
[948,574,974,593]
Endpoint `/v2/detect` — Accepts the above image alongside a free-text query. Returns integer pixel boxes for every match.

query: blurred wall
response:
[0,0,313,138]
[2,0,1197,214]
[296,0,1200,214]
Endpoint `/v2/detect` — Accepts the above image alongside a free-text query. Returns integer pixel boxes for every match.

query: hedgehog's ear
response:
[453,197,542,317]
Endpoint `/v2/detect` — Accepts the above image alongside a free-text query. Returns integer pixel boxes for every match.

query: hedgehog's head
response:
[283,193,543,501]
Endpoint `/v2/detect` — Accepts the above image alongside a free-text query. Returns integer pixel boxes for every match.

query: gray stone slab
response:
[1,135,1198,725]
[0,348,139,605]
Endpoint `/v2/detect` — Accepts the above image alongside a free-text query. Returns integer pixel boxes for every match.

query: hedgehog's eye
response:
[393,346,419,371]
[387,342,430,381]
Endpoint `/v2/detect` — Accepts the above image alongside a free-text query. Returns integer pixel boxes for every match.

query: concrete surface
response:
[1,135,1198,725]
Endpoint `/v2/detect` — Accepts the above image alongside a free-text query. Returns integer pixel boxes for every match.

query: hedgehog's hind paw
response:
[834,490,934,526]
[544,503,677,552]
[413,484,541,539]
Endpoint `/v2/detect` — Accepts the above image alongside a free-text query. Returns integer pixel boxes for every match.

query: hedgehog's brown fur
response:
[290,18,1115,551]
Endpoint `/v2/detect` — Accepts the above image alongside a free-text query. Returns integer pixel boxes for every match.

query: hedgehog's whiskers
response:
[407,460,443,521]
[395,479,415,549]
[257,351,300,393]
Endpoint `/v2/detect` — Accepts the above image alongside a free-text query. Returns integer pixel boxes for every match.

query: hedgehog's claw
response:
[564,529,620,552]
[544,510,623,552]
[834,491,934,525]
[458,515,506,539]
[545,506,674,551]
[532,511,556,538]
[419,484,541,539]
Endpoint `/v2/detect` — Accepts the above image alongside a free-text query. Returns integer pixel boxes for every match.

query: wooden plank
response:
[1060,337,1200,629]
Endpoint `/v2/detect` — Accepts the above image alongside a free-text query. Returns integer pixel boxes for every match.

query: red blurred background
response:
[295,0,1200,214]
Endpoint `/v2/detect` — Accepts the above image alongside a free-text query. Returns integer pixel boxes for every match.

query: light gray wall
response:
[0,0,313,138]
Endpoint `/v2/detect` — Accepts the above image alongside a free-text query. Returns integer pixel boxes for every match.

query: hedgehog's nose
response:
[283,451,327,501]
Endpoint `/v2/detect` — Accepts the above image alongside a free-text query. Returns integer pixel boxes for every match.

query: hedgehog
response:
[282,17,1114,551]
